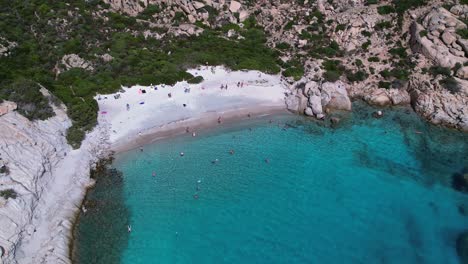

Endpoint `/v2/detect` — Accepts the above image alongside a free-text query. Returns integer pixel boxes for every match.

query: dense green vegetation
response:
[377,5,395,15]
[0,79,54,120]
[440,77,461,94]
[0,1,281,148]
[457,28,468,39]
[322,60,345,82]
[0,189,17,199]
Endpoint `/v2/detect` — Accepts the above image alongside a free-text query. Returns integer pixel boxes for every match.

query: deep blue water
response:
[74,104,468,264]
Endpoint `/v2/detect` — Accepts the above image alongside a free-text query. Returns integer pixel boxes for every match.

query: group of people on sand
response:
[220,81,246,90]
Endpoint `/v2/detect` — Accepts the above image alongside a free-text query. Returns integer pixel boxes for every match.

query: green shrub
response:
[390,68,410,80]
[378,81,391,89]
[361,30,372,37]
[389,47,407,58]
[0,165,9,175]
[362,40,371,50]
[355,59,363,67]
[284,21,294,30]
[346,70,368,82]
[429,66,451,77]
[368,56,380,62]
[66,125,86,149]
[323,71,342,82]
[283,66,305,81]
[377,5,396,15]
[453,63,462,73]
[366,0,379,5]
[419,30,428,37]
[393,0,427,14]
[138,4,161,19]
[322,60,344,82]
[276,42,291,50]
[0,189,17,199]
[375,21,393,30]
[380,69,391,78]
[457,28,468,39]
[335,24,346,32]
[187,76,204,84]
[0,79,54,121]
[439,77,460,94]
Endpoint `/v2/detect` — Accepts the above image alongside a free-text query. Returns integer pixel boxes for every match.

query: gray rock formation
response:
[60,54,94,72]
[286,80,352,119]
[410,7,468,69]
[408,74,468,131]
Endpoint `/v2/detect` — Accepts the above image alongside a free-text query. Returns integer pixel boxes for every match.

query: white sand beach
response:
[97,66,288,153]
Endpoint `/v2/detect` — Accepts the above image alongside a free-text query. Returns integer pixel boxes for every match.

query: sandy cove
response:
[97,66,288,153]
[0,66,287,264]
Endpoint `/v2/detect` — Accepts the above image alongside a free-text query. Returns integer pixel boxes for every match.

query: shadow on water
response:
[347,102,466,188]
[72,158,131,264]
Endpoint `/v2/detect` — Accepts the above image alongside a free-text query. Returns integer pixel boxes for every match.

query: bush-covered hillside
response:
[0,0,280,148]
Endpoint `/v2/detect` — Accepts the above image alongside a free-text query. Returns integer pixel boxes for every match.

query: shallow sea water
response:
[74,103,468,264]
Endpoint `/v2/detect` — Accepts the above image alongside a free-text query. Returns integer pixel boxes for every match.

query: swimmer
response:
[192,132,197,137]
[229,149,235,155]
[152,171,156,177]
[247,113,251,118]
[186,127,190,133]
[128,225,132,233]
[265,159,270,163]
[180,152,185,157]
[140,146,144,152]
[212,159,219,164]
[218,116,222,124]
[193,194,199,199]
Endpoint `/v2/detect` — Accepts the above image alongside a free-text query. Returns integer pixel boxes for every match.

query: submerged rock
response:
[457,231,468,264]
[452,168,468,193]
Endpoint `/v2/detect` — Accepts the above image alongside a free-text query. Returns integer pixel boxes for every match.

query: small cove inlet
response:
[73,103,468,264]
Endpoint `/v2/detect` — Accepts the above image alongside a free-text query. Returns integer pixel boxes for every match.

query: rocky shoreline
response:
[0,90,111,264]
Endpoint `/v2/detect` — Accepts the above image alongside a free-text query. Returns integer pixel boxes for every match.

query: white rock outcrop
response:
[0,89,109,264]
[0,101,17,117]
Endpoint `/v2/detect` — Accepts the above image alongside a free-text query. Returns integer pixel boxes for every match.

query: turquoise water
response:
[74,104,468,264]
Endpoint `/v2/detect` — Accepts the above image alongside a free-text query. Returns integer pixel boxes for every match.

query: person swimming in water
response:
[127,225,132,233]
[152,171,156,177]
[229,149,235,155]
